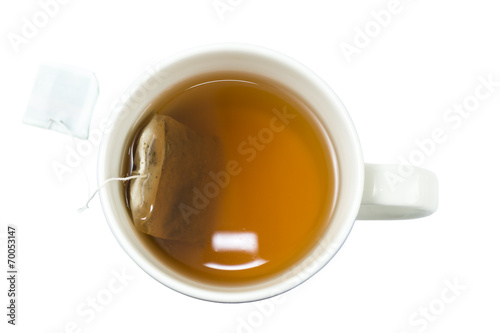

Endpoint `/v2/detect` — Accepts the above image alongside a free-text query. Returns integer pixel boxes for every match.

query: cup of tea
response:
[98,43,438,302]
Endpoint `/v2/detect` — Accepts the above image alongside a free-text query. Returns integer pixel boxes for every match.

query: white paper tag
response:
[23,63,99,139]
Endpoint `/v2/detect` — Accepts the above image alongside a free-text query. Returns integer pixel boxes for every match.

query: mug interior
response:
[98,44,364,302]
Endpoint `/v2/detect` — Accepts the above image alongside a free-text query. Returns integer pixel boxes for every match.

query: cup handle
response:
[357,164,438,220]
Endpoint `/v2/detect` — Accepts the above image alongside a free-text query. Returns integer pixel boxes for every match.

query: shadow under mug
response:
[98,43,438,303]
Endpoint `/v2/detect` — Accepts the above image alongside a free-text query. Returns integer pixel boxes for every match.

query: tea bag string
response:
[78,174,148,212]
[47,118,148,212]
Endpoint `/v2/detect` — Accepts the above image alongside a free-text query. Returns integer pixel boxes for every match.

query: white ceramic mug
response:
[98,44,438,303]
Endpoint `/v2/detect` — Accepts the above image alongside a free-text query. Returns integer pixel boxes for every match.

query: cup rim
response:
[98,43,364,303]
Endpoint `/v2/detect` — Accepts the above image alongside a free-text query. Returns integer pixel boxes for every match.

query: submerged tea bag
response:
[129,114,221,241]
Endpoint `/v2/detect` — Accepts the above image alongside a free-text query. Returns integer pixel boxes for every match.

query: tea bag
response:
[129,114,222,241]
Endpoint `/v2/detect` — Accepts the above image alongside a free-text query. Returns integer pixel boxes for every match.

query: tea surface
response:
[125,74,336,284]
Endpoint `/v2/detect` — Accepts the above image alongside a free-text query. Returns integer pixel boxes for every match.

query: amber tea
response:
[124,73,337,285]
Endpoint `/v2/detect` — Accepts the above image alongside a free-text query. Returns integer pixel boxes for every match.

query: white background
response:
[1,0,499,332]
